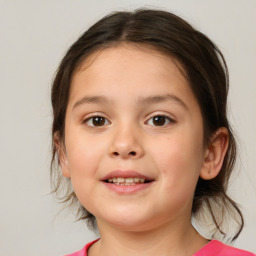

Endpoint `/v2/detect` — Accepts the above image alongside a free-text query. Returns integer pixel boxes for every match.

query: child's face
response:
[61,44,207,231]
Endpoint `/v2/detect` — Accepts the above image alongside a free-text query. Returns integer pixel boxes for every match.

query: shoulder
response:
[64,239,100,256]
[195,240,255,256]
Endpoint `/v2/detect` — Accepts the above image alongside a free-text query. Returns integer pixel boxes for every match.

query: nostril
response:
[111,151,137,157]
[129,151,136,156]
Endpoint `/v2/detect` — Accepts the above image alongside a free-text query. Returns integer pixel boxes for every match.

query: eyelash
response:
[82,114,175,127]
[146,114,175,126]
[83,114,110,127]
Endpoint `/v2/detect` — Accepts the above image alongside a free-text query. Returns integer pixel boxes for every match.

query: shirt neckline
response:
[86,239,219,256]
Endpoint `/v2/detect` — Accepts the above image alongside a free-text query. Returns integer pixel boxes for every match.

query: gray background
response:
[0,0,255,255]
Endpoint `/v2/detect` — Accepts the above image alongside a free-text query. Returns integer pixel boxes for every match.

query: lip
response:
[103,182,153,194]
[101,170,153,181]
[101,170,155,194]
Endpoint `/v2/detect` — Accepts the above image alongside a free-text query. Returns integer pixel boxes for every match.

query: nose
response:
[109,125,144,159]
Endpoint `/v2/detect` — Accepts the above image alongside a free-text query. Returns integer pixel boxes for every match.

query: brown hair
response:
[51,8,243,240]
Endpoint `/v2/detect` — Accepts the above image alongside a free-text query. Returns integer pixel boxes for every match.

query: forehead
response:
[78,43,186,77]
[68,43,200,113]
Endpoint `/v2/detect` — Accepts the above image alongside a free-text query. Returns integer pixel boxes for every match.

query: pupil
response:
[93,117,105,126]
[153,116,165,126]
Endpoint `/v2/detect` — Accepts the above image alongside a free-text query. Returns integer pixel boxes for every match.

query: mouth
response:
[104,177,152,186]
[101,170,155,192]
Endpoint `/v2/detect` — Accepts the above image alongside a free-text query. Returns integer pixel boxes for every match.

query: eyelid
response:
[82,112,111,126]
[145,113,176,126]
[81,112,175,127]
[146,111,175,121]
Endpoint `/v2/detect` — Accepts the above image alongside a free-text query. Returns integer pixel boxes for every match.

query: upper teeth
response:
[107,177,145,185]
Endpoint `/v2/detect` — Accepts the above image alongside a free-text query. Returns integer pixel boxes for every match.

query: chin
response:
[99,209,162,232]
[110,220,153,232]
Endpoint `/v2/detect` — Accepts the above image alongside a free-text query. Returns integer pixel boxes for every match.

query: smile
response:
[101,170,155,193]
[106,177,148,185]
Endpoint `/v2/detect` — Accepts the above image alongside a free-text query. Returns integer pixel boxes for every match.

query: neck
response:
[89,219,208,256]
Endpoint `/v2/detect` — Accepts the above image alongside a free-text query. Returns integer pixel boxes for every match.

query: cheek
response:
[150,132,204,186]
[66,131,106,173]
[65,138,101,210]
[64,135,104,197]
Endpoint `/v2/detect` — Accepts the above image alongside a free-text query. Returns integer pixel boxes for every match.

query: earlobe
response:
[200,127,229,180]
[54,132,70,178]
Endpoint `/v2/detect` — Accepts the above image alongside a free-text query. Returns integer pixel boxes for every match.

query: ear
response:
[54,132,70,178]
[200,127,229,180]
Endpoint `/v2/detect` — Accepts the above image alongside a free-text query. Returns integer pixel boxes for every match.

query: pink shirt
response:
[65,239,255,256]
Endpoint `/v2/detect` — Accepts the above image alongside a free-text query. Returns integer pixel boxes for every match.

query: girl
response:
[51,9,255,256]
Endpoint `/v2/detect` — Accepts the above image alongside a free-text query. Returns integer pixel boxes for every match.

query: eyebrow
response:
[136,94,188,110]
[72,95,111,110]
[72,94,188,110]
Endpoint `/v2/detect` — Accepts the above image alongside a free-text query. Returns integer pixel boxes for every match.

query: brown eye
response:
[85,116,110,127]
[146,115,172,126]
[153,116,165,126]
